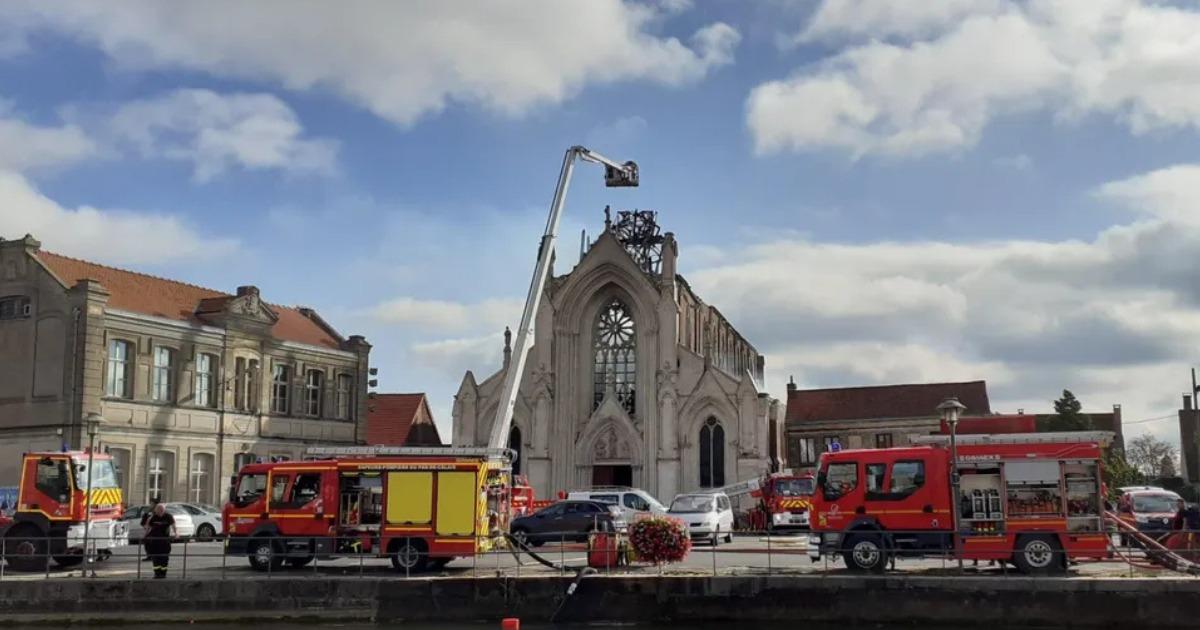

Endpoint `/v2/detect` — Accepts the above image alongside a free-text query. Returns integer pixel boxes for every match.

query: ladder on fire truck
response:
[305,445,515,459]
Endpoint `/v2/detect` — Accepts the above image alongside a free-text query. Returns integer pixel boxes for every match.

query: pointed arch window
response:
[699,417,725,488]
[509,426,523,476]
[593,298,636,415]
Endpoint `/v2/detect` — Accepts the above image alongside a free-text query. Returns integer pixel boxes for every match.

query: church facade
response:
[452,210,783,502]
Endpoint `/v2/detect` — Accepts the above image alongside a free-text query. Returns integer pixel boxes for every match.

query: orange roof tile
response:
[34,251,342,349]
[367,393,443,446]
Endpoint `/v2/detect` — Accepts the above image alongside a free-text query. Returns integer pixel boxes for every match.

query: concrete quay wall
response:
[0,575,1196,627]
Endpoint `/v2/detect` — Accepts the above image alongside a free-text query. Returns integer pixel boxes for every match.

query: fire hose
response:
[1103,510,1200,576]
[502,533,597,623]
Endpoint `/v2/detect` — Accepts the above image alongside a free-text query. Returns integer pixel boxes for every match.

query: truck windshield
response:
[74,460,119,489]
[1133,494,1180,513]
[775,478,815,496]
[233,473,267,506]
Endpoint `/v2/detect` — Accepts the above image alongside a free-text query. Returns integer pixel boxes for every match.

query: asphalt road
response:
[0,534,1164,581]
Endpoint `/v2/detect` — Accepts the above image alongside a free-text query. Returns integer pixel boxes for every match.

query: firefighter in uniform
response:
[141,503,177,579]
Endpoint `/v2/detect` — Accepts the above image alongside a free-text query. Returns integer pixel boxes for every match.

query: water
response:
[5,624,1054,630]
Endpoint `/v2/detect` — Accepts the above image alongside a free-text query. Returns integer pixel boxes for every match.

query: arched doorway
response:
[699,417,725,488]
[509,426,522,476]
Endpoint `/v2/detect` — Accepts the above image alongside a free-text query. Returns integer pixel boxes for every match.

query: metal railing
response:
[1,528,1198,581]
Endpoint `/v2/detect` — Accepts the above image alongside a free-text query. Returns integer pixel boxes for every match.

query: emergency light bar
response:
[912,431,1114,447]
[304,445,516,460]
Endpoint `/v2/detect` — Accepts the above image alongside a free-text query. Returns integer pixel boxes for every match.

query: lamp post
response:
[937,397,966,572]
[81,412,102,577]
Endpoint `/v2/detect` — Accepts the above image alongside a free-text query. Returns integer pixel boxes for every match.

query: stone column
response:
[69,278,110,449]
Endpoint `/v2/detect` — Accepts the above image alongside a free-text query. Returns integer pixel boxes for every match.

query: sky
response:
[2,0,1200,445]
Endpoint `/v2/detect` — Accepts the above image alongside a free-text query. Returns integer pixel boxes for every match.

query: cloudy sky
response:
[2,0,1198,444]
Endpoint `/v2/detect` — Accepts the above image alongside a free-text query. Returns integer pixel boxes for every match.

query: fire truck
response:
[720,472,815,532]
[808,432,1113,574]
[0,450,128,571]
[222,446,515,572]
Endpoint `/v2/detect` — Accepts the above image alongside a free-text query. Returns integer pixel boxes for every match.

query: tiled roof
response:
[786,380,991,424]
[34,251,342,349]
[367,393,443,446]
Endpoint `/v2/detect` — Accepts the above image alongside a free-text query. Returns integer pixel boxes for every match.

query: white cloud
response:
[685,162,1200,439]
[411,334,505,382]
[370,297,523,334]
[108,89,336,182]
[0,169,237,265]
[7,1,739,127]
[0,100,96,171]
[750,0,1200,157]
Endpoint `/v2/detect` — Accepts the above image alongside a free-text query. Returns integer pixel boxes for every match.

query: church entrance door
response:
[592,465,633,487]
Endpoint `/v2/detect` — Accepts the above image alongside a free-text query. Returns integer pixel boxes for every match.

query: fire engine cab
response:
[808,432,1112,574]
[1,450,128,571]
[223,446,515,572]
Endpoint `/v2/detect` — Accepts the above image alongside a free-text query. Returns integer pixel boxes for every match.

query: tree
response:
[1042,389,1093,432]
[1102,448,1144,500]
[1126,434,1179,479]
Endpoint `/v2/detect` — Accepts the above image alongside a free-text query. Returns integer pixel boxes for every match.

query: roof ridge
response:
[790,380,986,394]
[40,250,229,296]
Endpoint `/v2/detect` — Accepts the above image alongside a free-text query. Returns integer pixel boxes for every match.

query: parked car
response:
[510,500,624,547]
[1116,488,1184,542]
[567,487,667,523]
[121,502,222,542]
[668,492,735,546]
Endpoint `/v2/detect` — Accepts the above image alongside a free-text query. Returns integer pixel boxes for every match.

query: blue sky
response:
[3,1,1200,446]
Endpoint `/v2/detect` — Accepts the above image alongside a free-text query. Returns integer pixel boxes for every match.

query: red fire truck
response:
[223,446,515,572]
[808,432,1112,574]
[0,450,128,571]
[743,472,815,532]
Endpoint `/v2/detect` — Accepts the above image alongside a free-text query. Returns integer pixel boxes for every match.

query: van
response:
[566,487,666,523]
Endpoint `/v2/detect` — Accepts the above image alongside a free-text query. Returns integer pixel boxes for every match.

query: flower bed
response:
[628,515,691,564]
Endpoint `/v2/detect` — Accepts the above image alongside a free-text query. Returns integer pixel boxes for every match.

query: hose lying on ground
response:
[501,533,598,622]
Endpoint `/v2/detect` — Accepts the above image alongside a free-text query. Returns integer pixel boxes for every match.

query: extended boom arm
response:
[485,146,638,451]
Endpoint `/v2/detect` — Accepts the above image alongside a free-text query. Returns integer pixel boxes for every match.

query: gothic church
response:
[452,210,782,501]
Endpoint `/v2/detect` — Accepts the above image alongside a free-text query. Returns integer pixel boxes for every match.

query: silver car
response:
[122,503,223,542]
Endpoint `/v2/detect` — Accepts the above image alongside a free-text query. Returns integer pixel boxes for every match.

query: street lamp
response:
[81,412,102,577]
[937,397,967,572]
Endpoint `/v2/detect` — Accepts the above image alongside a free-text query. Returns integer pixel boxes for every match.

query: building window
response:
[593,298,636,415]
[875,433,893,449]
[147,450,175,503]
[336,374,354,420]
[699,417,725,488]
[152,346,176,402]
[105,339,132,399]
[822,436,841,453]
[304,369,324,417]
[195,353,217,408]
[234,358,260,412]
[190,453,214,504]
[509,426,522,476]
[0,295,31,320]
[788,436,818,466]
[271,363,291,414]
[106,446,132,500]
[233,452,256,473]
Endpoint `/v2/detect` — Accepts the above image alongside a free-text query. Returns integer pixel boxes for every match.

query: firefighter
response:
[141,503,177,579]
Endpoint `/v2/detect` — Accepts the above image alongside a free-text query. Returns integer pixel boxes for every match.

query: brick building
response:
[366,393,442,447]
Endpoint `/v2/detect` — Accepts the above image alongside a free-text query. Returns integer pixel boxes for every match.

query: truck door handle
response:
[923,505,934,514]
[855,506,865,514]
[260,513,269,519]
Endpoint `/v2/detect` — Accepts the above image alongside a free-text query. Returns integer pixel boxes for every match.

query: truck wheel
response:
[4,527,48,572]
[390,538,428,572]
[842,533,888,573]
[247,537,284,572]
[1012,535,1064,575]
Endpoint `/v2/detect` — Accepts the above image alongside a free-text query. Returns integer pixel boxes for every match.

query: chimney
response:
[787,375,797,393]
[1185,395,1193,411]
[236,285,260,298]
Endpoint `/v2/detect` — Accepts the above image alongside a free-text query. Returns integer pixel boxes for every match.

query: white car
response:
[567,487,667,524]
[122,503,223,542]
[668,492,735,546]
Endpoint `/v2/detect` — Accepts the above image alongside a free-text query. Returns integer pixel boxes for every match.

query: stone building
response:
[0,235,370,505]
[452,210,782,501]
[785,380,992,472]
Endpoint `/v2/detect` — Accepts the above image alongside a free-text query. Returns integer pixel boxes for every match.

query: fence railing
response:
[1,528,1197,581]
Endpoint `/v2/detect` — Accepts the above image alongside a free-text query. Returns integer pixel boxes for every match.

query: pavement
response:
[0,534,1176,581]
